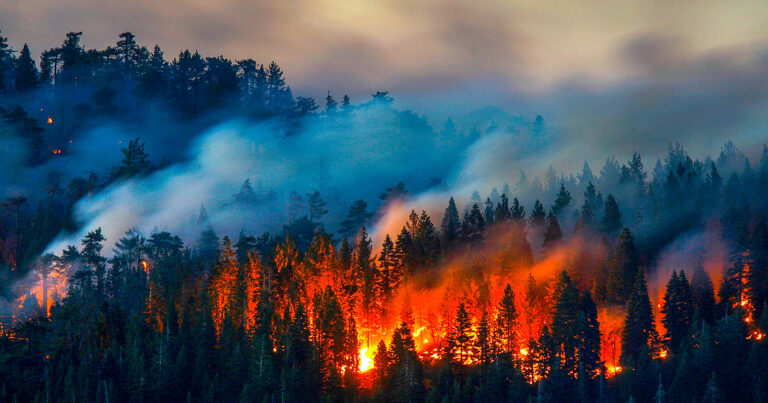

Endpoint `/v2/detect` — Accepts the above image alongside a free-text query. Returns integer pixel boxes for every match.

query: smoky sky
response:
[2,1,767,96]
[3,1,768,164]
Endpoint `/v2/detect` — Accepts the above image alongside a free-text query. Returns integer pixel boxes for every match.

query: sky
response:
[2,1,768,97]
[2,0,768,164]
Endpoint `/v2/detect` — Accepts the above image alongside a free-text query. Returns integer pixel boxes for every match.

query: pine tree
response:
[607,228,640,304]
[445,303,476,365]
[0,30,11,92]
[198,226,220,270]
[535,325,556,378]
[543,210,562,249]
[484,197,495,225]
[112,138,151,179]
[388,321,425,401]
[578,291,602,379]
[306,190,328,224]
[324,92,337,113]
[14,44,38,91]
[691,263,716,325]
[441,197,460,252]
[476,312,492,365]
[529,200,546,228]
[748,217,768,320]
[601,194,622,235]
[394,227,414,276]
[412,210,440,268]
[80,227,107,297]
[339,200,372,238]
[551,270,580,375]
[496,284,518,354]
[621,270,658,367]
[494,193,511,222]
[461,204,485,243]
[510,197,526,222]
[661,270,694,352]
[356,226,378,321]
[577,198,596,231]
[377,234,398,306]
[552,184,572,216]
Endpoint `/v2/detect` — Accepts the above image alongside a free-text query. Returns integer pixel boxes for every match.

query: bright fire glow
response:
[359,347,373,372]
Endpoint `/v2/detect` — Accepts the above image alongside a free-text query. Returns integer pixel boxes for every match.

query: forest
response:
[1,30,768,403]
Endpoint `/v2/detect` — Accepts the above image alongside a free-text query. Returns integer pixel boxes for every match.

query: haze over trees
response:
[1,29,768,403]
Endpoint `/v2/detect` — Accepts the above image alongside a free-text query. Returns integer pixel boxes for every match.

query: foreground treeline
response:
[2,139,768,402]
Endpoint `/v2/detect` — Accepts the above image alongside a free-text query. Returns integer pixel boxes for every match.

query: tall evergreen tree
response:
[445,302,476,366]
[441,197,460,252]
[377,234,399,306]
[496,284,518,354]
[550,270,580,375]
[607,228,640,304]
[578,291,602,380]
[530,200,546,228]
[552,184,572,216]
[601,194,622,235]
[339,200,372,238]
[661,270,694,352]
[691,263,716,325]
[621,270,658,367]
[543,210,562,248]
[14,44,38,91]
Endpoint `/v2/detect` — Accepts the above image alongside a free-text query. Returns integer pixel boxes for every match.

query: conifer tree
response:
[394,227,414,276]
[578,291,602,379]
[530,200,546,228]
[14,44,38,91]
[543,210,562,248]
[306,190,328,224]
[621,270,658,367]
[510,197,526,222]
[552,184,572,216]
[356,226,378,321]
[377,234,398,305]
[661,270,694,352]
[461,203,485,244]
[607,228,640,304]
[691,263,716,325]
[476,312,492,366]
[601,194,622,235]
[496,284,518,354]
[551,270,580,375]
[445,303,476,365]
[440,197,460,252]
[494,193,511,222]
[388,321,425,401]
[339,200,372,238]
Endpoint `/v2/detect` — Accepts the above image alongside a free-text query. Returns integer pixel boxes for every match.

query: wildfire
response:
[412,325,425,338]
[658,349,668,359]
[359,347,374,372]
[607,365,622,376]
[47,117,53,124]
[141,260,148,272]
[519,347,529,356]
